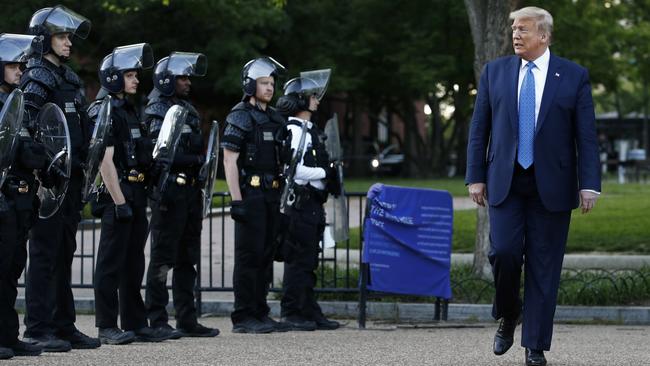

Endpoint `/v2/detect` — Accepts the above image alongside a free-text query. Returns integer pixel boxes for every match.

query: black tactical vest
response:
[239,104,284,175]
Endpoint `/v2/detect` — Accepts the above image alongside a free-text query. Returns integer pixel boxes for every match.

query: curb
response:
[16,298,650,325]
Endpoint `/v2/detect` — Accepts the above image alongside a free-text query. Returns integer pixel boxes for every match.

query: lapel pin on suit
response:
[555,72,560,77]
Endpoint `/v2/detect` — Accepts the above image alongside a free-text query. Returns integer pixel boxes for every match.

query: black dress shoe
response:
[59,330,101,349]
[0,346,14,359]
[23,334,71,353]
[259,316,291,333]
[525,348,547,366]
[313,315,340,330]
[281,316,317,331]
[177,323,220,337]
[493,316,520,355]
[154,324,183,340]
[98,328,136,345]
[134,326,171,342]
[232,318,274,334]
[10,340,42,356]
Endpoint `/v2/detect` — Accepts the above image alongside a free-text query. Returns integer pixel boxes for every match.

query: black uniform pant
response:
[280,197,325,319]
[0,197,35,346]
[94,186,148,330]
[231,188,280,324]
[145,184,202,328]
[25,175,82,338]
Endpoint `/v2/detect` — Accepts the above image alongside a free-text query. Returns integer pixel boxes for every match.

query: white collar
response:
[288,116,313,129]
[520,47,550,73]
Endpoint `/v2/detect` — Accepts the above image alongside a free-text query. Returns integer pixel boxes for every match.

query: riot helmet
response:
[28,5,91,57]
[0,34,43,88]
[277,69,331,115]
[152,52,207,97]
[98,43,154,95]
[241,56,285,98]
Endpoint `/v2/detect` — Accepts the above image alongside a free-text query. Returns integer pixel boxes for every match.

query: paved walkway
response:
[8,315,650,365]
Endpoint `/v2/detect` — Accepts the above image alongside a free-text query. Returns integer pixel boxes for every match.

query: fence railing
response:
[18,192,369,298]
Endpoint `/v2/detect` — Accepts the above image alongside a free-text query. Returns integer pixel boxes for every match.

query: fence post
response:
[358,262,368,329]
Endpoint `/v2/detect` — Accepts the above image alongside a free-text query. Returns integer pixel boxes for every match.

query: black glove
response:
[326,165,342,197]
[114,202,133,221]
[230,200,246,222]
[151,156,172,180]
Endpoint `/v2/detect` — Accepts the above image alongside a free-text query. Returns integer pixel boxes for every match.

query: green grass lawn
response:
[340,182,650,254]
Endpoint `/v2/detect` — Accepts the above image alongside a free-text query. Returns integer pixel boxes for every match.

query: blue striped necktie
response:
[518,62,536,169]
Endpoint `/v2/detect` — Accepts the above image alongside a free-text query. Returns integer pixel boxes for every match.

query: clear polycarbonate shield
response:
[200,120,220,218]
[244,57,286,80]
[167,52,207,76]
[324,113,349,242]
[111,43,154,71]
[0,89,25,189]
[279,121,309,214]
[0,34,43,63]
[152,105,187,192]
[82,96,111,202]
[35,5,91,39]
[299,69,331,100]
[36,103,71,219]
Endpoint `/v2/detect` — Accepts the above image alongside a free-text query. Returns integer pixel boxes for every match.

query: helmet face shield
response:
[299,69,331,100]
[244,57,286,81]
[284,69,331,101]
[166,52,207,76]
[35,6,91,39]
[0,34,42,63]
[111,43,154,71]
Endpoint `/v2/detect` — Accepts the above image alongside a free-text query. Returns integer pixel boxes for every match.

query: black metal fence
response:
[18,192,369,298]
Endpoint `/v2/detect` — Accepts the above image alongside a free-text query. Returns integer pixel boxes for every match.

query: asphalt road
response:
[6,316,650,365]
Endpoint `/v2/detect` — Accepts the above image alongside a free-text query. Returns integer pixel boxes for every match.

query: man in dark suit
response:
[465,6,600,366]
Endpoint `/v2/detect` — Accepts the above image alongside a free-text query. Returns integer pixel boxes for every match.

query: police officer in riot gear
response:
[21,6,100,351]
[275,72,340,331]
[0,33,45,360]
[143,52,219,339]
[89,43,171,345]
[222,57,288,334]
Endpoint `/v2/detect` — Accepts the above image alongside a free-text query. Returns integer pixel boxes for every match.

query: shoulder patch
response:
[225,109,253,132]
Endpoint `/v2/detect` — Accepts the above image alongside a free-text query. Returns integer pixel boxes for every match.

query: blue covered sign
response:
[362,184,453,298]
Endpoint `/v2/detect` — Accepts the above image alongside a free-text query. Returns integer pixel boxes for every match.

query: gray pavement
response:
[6,315,650,365]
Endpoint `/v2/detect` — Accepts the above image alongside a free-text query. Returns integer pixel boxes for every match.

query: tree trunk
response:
[464,0,520,278]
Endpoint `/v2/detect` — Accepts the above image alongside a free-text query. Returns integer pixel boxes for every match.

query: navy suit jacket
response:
[465,53,601,212]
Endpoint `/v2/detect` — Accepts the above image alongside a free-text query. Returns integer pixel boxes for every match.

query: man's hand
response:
[579,190,599,214]
[468,183,487,207]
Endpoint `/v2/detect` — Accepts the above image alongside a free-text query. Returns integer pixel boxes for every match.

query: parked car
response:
[370,144,404,176]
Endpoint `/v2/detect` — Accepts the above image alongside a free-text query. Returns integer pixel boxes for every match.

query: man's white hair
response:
[510,6,553,37]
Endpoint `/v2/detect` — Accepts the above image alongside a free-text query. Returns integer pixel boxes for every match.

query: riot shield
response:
[279,121,309,214]
[36,103,72,219]
[81,96,111,202]
[199,120,219,218]
[0,89,25,189]
[324,113,349,242]
[152,105,187,196]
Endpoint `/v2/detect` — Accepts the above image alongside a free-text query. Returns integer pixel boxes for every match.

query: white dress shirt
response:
[517,47,550,126]
[287,117,326,190]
